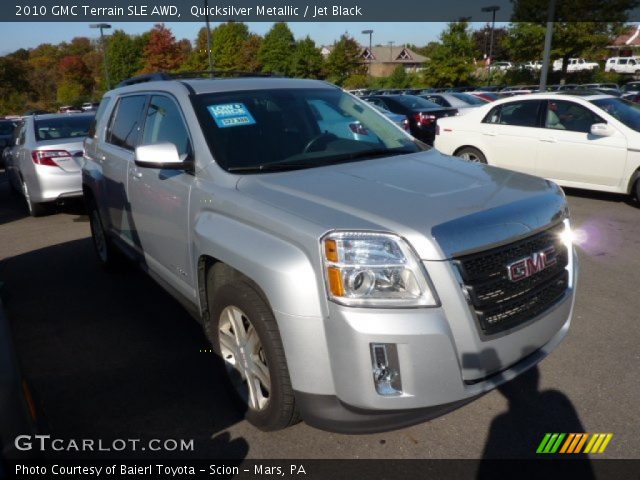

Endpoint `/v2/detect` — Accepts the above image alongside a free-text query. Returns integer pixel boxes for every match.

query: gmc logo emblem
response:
[507,246,557,282]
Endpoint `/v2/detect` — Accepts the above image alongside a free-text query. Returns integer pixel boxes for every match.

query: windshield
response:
[393,95,441,110]
[450,93,487,105]
[194,88,423,173]
[591,97,640,132]
[34,115,93,141]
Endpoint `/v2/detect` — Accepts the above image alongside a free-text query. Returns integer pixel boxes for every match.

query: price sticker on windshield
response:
[208,103,256,128]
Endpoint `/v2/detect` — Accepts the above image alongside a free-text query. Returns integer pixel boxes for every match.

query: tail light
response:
[31,150,71,167]
[349,122,369,136]
[402,119,410,131]
[413,112,436,126]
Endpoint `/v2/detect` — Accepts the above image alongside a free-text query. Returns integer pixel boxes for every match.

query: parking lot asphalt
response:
[0,169,638,460]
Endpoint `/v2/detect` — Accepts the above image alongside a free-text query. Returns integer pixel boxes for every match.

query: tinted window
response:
[591,97,640,132]
[88,97,111,138]
[141,96,191,158]
[34,115,94,141]
[107,95,146,150]
[424,95,448,107]
[450,93,487,105]
[483,101,542,127]
[545,100,603,133]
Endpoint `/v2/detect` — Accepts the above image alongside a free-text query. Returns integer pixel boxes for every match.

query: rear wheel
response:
[87,198,123,271]
[456,147,487,164]
[206,269,299,431]
[22,178,48,217]
[634,178,640,205]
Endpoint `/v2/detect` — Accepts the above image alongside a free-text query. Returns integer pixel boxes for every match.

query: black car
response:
[363,94,457,145]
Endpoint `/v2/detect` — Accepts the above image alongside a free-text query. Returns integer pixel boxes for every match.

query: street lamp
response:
[481,5,500,86]
[539,0,557,91]
[90,23,111,89]
[203,0,213,72]
[362,29,373,76]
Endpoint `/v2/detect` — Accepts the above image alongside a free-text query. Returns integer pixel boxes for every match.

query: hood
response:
[237,150,567,260]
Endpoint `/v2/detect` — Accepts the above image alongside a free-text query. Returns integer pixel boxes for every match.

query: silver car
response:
[6,113,94,216]
[83,75,577,433]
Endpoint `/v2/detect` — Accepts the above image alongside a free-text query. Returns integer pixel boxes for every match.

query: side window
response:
[545,100,603,133]
[88,97,111,138]
[106,95,147,150]
[366,98,385,109]
[620,59,629,65]
[141,95,191,159]
[426,96,447,107]
[483,101,542,127]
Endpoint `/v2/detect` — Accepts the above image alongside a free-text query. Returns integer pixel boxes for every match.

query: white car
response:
[523,60,543,70]
[491,61,513,71]
[605,56,640,74]
[434,92,640,200]
[553,58,599,72]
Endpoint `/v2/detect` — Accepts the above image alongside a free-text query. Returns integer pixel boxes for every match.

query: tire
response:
[21,178,48,217]
[205,268,299,431]
[456,146,487,164]
[87,197,123,271]
[634,178,640,205]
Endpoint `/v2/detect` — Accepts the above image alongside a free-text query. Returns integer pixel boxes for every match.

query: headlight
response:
[321,231,438,307]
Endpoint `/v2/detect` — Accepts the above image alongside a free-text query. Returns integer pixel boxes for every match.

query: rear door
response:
[478,99,544,175]
[127,94,195,293]
[536,99,627,187]
[98,94,148,241]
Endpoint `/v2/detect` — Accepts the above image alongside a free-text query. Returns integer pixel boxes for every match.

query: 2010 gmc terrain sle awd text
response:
[82,74,578,433]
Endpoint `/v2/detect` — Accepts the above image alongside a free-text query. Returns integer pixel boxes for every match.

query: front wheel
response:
[206,271,299,431]
[456,146,487,164]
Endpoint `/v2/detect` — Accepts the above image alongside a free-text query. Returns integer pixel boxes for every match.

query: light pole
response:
[362,29,373,77]
[539,0,557,91]
[90,23,111,89]
[388,41,395,61]
[203,0,213,72]
[481,5,500,86]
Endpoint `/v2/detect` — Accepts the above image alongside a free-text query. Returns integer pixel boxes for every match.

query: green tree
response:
[325,34,365,85]
[57,55,93,105]
[211,22,250,71]
[290,36,324,78]
[106,30,145,86]
[422,21,479,87]
[258,22,295,75]
[386,65,410,88]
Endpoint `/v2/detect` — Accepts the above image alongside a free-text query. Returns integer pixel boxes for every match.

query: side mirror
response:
[134,143,190,169]
[590,123,614,137]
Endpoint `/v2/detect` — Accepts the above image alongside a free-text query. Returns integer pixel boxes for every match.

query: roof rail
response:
[115,70,282,88]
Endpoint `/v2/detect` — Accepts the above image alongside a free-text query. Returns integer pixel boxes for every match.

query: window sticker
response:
[208,103,256,128]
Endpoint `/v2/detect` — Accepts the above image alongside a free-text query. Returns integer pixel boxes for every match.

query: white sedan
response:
[434,92,640,200]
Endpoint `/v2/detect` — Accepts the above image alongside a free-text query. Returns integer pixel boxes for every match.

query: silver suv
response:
[82,75,578,433]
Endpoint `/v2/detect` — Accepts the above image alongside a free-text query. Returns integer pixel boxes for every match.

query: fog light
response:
[370,343,402,396]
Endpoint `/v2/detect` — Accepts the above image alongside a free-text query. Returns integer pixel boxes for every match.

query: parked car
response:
[419,92,488,113]
[83,74,577,433]
[434,92,640,200]
[369,104,410,131]
[500,85,538,96]
[5,112,94,216]
[546,84,580,92]
[491,61,513,71]
[470,91,506,102]
[523,60,543,70]
[553,58,599,72]
[605,56,640,74]
[580,83,619,93]
[364,95,457,144]
[82,102,101,111]
[620,81,640,94]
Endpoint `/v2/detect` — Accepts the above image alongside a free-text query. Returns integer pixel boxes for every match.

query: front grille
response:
[454,223,569,335]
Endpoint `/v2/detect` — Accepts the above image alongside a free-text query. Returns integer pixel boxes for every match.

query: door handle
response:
[539,137,556,143]
[483,132,497,137]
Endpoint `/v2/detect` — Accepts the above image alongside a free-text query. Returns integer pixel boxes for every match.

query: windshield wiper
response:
[340,148,414,161]
[227,163,312,173]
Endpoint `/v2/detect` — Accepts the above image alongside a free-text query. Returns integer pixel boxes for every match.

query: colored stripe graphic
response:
[538,433,613,454]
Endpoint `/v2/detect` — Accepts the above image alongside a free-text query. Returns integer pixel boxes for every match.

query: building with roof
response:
[608,24,640,57]
[320,44,427,77]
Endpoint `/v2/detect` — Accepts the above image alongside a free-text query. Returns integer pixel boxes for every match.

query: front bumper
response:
[294,251,577,433]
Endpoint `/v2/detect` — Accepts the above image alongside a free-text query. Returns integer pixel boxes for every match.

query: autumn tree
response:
[57,55,93,104]
[325,34,366,85]
[258,22,295,75]
[239,34,263,72]
[139,23,185,73]
[290,36,324,79]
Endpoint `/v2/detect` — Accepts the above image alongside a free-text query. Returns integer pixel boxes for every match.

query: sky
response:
[0,21,501,55]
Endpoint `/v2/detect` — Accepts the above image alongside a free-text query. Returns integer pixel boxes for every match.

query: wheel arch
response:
[453,145,487,159]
